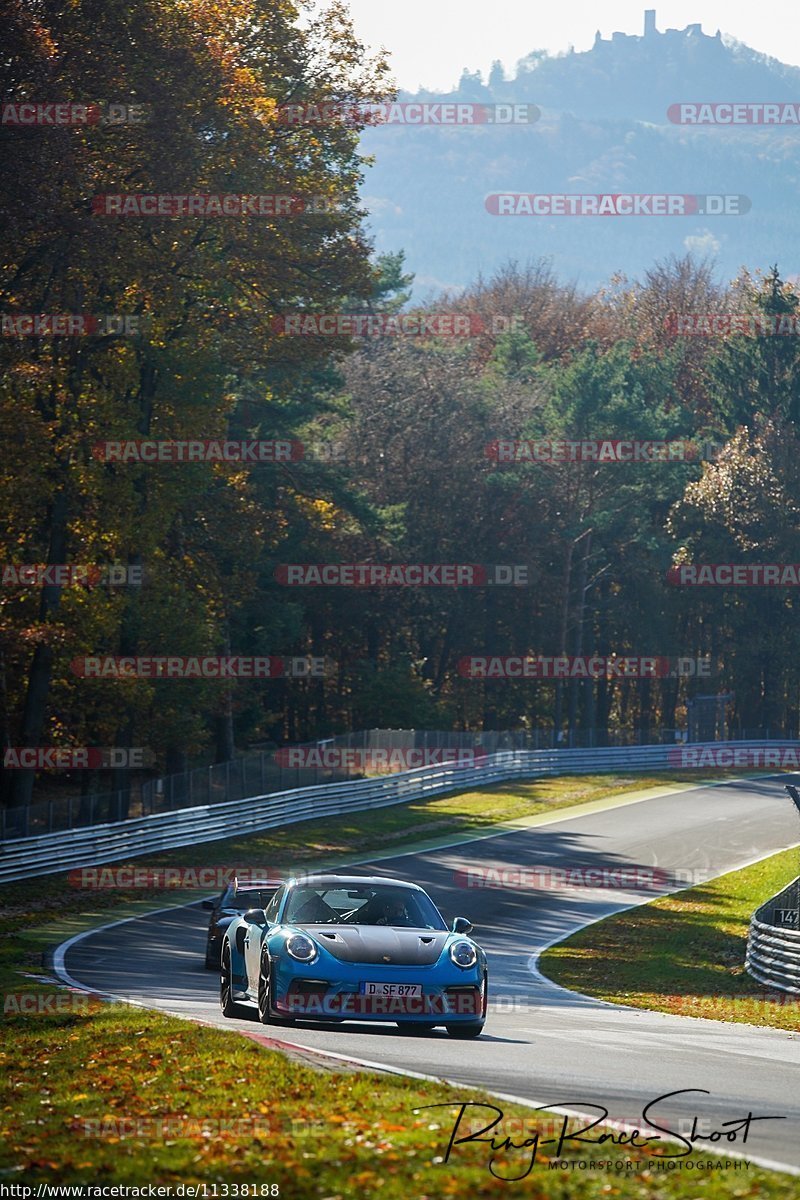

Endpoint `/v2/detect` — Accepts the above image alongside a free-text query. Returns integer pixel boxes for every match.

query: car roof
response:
[231,879,282,890]
[285,874,424,891]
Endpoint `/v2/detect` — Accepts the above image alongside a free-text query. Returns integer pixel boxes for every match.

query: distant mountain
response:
[357,10,800,294]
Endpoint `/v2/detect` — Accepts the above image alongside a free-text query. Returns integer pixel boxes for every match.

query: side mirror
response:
[243,908,268,925]
[201,899,214,910]
[452,916,473,935]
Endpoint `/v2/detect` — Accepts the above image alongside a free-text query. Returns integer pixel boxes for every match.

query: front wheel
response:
[258,957,294,1026]
[445,1022,484,1039]
[220,943,245,1018]
[257,958,272,1024]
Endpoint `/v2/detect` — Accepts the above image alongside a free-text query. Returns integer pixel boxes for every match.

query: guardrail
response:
[1,739,795,885]
[8,724,796,841]
[4,725,697,840]
[0,756,358,841]
[746,874,800,994]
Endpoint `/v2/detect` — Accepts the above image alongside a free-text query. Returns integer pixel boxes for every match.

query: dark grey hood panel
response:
[298,925,449,965]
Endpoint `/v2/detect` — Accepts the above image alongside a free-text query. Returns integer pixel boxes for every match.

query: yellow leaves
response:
[293,495,342,531]
[232,68,259,91]
[253,98,279,124]
[347,1172,383,1189]
[437,1180,466,1196]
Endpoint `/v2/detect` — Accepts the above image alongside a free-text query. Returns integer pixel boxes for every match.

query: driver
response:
[363,893,412,926]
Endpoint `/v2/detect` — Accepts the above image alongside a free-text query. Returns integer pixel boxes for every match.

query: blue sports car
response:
[219,873,487,1038]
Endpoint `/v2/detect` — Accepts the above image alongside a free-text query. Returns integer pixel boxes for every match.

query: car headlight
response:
[286,933,318,963]
[449,940,477,969]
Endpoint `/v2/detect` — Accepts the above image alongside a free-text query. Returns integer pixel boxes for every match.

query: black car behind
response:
[203,879,281,968]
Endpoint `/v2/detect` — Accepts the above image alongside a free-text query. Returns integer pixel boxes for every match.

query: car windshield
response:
[225,887,278,910]
[283,885,447,930]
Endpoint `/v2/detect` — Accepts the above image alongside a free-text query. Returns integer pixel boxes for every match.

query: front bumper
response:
[273,961,485,1023]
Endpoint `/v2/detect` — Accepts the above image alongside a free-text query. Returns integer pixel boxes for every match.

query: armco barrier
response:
[746,875,800,994]
[1,740,797,885]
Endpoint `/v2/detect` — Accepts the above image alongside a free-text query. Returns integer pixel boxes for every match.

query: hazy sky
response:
[336,2,800,92]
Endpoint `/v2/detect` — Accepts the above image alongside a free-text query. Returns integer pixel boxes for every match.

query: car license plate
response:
[359,982,422,997]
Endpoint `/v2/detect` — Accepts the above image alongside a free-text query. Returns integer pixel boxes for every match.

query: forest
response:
[2,0,800,810]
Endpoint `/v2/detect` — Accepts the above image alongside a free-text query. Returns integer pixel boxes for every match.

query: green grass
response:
[540,846,800,1031]
[0,996,794,1194]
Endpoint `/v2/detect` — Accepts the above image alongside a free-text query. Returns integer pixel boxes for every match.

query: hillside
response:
[358,10,800,292]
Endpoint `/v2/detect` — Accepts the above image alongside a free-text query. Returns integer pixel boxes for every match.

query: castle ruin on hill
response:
[594,9,722,48]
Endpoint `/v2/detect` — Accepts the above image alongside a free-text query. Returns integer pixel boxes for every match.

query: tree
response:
[0,0,391,807]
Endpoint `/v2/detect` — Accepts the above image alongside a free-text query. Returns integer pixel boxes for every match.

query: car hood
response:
[294,925,450,965]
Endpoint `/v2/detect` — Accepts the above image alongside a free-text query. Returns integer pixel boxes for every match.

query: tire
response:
[257,957,272,1024]
[205,946,219,970]
[220,943,245,1018]
[445,972,488,1038]
[258,955,294,1026]
[445,1022,484,1039]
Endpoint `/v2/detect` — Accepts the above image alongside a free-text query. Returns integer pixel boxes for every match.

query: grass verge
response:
[540,845,800,1031]
[1,992,795,1193]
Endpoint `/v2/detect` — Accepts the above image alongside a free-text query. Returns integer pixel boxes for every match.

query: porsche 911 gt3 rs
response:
[220,874,487,1037]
